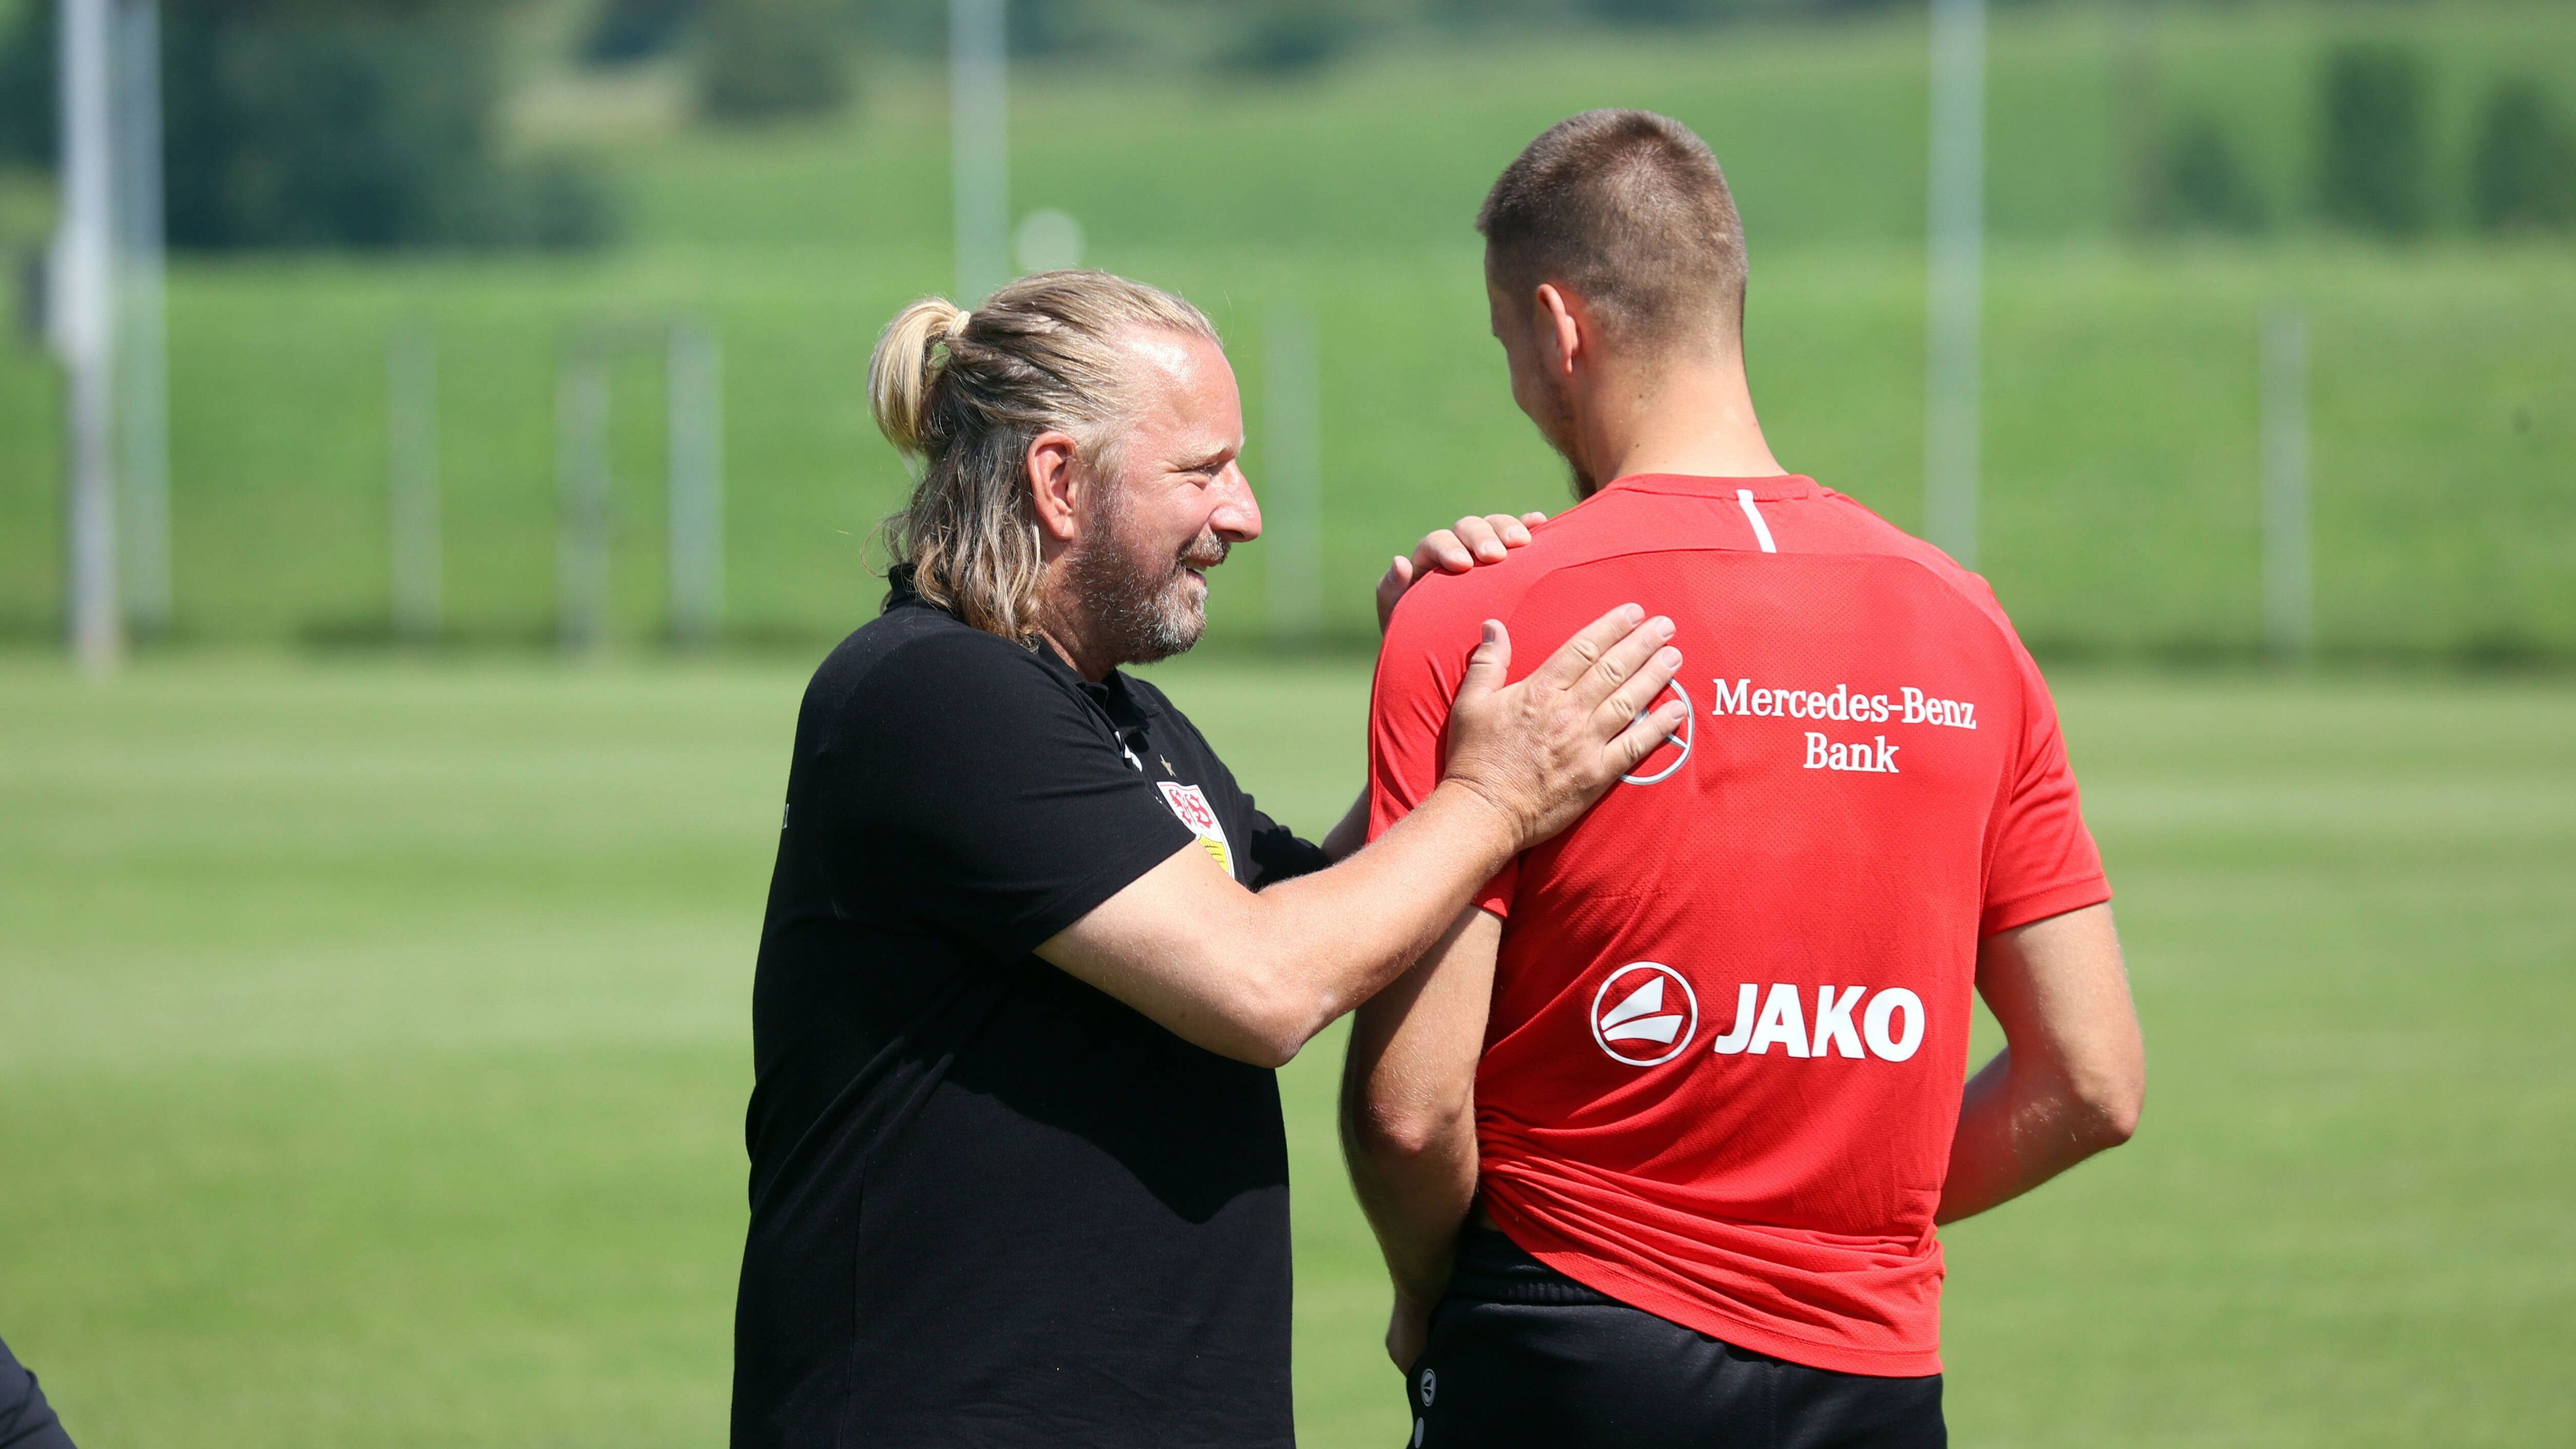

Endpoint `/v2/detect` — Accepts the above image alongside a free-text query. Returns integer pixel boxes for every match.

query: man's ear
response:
[1027,431,1083,545]
[1533,283,1584,381]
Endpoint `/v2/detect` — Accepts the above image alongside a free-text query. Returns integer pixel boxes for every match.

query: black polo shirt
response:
[0,1334,76,1449]
[732,584,1327,1449]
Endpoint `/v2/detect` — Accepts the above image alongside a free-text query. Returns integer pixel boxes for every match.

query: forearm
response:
[1938,1044,2138,1224]
[1339,909,1500,1307]
[1045,780,1521,1068]
[1238,783,1518,1053]
[1320,788,1369,863]
[1042,604,1683,1069]
[1344,1099,1478,1305]
[1939,903,2145,1224]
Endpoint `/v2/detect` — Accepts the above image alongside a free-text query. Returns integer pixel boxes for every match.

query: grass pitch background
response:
[1,654,2569,1446]
[1,1,2571,1439]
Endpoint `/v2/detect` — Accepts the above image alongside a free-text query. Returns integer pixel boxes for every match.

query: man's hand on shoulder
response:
[1039,608,1680,1070]
[1378,512,1550,633]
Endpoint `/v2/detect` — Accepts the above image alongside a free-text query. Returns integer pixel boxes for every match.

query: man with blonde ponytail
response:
[732,269,1687,1449]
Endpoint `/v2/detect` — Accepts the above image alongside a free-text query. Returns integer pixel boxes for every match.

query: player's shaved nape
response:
[1478,110,1749,360]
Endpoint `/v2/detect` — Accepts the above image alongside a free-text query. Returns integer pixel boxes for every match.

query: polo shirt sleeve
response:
[0,1334,74,1449]
[1145,700,1326,890]
[814,633,1196,963]
[1367,583,1518,918]
[1240,804,1328,888]
[1979,638,2112,937]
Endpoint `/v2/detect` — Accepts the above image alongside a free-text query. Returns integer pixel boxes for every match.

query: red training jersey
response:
[1367,473,2109,1377]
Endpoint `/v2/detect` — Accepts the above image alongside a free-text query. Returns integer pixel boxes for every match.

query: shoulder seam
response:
[819,619,1068,738]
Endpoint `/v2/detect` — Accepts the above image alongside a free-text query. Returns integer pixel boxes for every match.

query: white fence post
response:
[557,350,612,656]
[949,0,1009,302]
[1264,305,1321,644]
[388,325,440,643]
[2261,306,2313,661]
[668,321,724,647]
[57,0,122,671]
[112,0,167,637]
[1924,0,1986,569]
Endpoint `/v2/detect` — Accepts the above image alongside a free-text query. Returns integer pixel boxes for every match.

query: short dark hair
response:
[1477,110,1748,353]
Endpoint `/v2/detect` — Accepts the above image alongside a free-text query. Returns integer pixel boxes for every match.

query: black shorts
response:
[1404,1229,1944,1449]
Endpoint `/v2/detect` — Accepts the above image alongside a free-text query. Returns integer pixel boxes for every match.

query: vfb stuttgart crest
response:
[1157,781,1234,878]
[1590,962,1699,1066]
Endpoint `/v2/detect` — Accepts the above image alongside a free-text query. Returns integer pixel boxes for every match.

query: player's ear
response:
[1027,431,1083,545]
[1534,283,1582,380]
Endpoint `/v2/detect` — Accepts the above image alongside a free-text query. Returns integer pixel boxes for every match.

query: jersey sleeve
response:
[1367,583,1519,917]
[813,635,1196,963]
[1979,638,2112,937]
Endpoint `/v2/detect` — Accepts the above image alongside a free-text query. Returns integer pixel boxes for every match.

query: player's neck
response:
[1573,353,1784,491]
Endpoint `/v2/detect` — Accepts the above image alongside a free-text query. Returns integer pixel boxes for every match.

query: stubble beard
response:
[1066,485,1229,668]
[1532,370,1598,499]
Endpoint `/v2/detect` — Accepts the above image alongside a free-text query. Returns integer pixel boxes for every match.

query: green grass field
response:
[2,654,2570,1447]
[3,1,2571,655]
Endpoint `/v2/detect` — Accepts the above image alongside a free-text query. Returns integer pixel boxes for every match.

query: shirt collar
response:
[1076,667,1124,706]
[883,562,1150,719]
[1029,637,1144,721]
[1597,473,1821,504]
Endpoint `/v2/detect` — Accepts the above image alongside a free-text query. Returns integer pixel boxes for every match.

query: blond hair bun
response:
[868,296,971,457]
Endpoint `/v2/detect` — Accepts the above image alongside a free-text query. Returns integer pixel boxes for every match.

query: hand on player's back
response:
[1378,512,1551,633]
[1440,606,1686,850]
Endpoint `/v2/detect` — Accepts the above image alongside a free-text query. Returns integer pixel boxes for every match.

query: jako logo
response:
[1710,983,1925,1061]
[1591,963,1699,1066]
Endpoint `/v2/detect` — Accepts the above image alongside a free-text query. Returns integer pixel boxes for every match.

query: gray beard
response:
[1066,494,1227,667]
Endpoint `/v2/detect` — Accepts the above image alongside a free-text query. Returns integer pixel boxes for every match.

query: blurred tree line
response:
[577,0,1886,124]
[0,0,614,250]
[2148,40,2574,238]
[585,0,1911,81]
[594,0,2576,240]
[1,0,2570,249]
